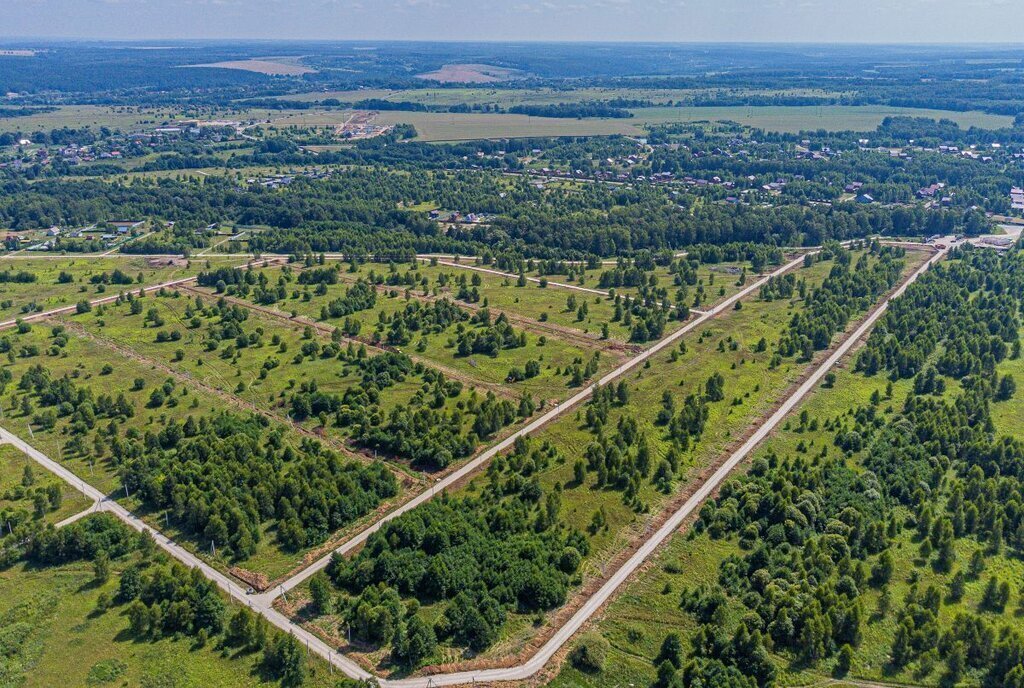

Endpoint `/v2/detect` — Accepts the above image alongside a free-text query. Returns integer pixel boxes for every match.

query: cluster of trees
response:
[454,310,527,357]
[11,510,313,687]
[118,409,397,557]
[0,151,991,265]
[669,246,1024,686]
[321,281,377,320]
[0,463,64,534]
[122,561,225,641]
[324,437,586,662]
[354,388,518,470]
[777,244,905,361]
[14,349,398,561]
[508,103,633,119]
[0,269,37,284]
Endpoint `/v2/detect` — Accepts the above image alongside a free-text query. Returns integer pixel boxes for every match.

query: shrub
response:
[570,633,609,673]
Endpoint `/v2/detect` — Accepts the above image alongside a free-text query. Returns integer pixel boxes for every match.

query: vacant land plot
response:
[0,318,404,581]
[208,261,616,402]
[0,554,338,688]
[552,337,1019,688]
[0,442,90,529]
[0,256,218,322]
[0,105,178,133]
[286,249,920,672]
[263,104,1011,141]
[266,109,642,141]
[991,329,1024,438]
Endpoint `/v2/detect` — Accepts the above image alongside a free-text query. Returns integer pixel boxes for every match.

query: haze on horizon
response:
[1,0,1022,44]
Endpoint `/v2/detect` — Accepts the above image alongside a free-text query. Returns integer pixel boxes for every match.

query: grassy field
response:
[270,109,643,141]
[630,105,1013,133]
[0,319,401,582]
[0,106,181,134]
[282,87,848,107]
[66,287,487,455]
[548,260,1022,688]
[0,256,225,323]
[187,58,316,76]
[0,442,91,530]
[286,250,923,670]
[991,330,1024,438]
[212,262,617,402]
[264,104,1012,141]
[524,260,754,306]
[0,554,339,688]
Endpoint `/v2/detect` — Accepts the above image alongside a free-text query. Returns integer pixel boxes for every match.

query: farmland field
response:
[186,57,317,75]
[629,105,1013,133]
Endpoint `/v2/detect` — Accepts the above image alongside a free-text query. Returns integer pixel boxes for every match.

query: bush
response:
[570,633,609,673]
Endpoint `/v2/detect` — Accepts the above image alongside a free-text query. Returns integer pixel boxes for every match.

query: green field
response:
[282,87,847,108]
[0,105,186,134]
[264,104,1012,142]
[630,105,1013,133]
[549,254,1024,688]
[210,261,618,402]
[0,319,401,582]
[0,554,338,688]
[0,442,91,530]
[285,249,921,669]
[0,256,222,323]
[67,287,503,460]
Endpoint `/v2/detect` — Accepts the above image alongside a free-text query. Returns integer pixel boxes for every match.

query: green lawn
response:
[991,330,1024,438]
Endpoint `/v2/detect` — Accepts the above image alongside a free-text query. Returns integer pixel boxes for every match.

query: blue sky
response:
[3,0,1022,43]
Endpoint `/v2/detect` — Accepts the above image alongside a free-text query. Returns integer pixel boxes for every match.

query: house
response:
[918,183,945,199]
[109,220,145,230]
[1011,187,1024,211]
[46,226,61,237]
[855,194,875,204]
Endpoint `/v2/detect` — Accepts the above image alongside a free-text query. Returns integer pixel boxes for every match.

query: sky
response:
[2,0,1023,43]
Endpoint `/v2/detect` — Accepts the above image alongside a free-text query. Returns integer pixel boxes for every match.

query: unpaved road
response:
[5,242,943,687]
